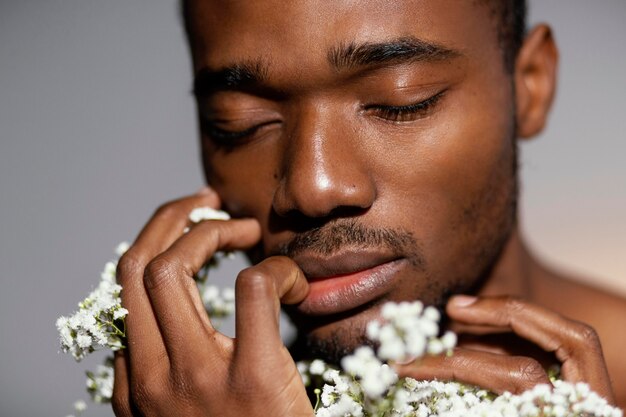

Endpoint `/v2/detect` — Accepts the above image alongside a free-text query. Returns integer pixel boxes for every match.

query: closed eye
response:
[200,118,279,145]
[365,90,446,122]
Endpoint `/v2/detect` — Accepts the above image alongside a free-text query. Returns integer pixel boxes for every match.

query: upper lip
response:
[292,249,401,280]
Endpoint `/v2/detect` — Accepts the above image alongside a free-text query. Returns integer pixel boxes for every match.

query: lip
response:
[293,250,406,316]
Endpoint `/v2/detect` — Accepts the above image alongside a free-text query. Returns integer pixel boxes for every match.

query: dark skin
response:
[111,1,626,415]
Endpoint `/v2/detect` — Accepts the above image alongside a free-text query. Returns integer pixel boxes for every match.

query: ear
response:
[514,24,559,139]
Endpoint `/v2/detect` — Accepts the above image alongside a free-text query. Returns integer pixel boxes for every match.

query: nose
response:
[272,103,376,219]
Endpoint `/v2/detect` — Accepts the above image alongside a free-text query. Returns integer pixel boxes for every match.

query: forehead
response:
[186,0,500,80]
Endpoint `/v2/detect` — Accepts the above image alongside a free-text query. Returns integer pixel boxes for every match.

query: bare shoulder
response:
[533,268,626,403]
[537,272,626,330]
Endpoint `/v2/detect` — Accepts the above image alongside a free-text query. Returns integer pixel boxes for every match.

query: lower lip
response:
[297,259,405,316]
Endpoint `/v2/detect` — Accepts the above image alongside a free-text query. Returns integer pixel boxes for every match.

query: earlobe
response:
[514,24,559,139]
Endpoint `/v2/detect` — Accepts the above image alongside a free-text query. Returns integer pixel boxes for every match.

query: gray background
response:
[1,1,624,416]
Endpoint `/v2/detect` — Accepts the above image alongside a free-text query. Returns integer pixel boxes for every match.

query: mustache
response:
[276,219,426,270]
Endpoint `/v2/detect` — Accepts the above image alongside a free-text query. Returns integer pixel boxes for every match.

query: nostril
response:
[327,205,369,219]
[268,208,326,234]
[268,205,369,235]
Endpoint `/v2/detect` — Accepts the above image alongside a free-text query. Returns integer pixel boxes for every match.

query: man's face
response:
[186,0,518,360]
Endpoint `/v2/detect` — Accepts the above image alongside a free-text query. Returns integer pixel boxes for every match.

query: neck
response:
[476,227,538,300]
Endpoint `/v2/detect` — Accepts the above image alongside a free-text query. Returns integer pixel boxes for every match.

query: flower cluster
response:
[86,356,115,404]
[199,283,236,318]
[366,301,456,362]
[65,399,87,417]
[56,242,130,361]
[371,378,622,417]
[297,300,460,417]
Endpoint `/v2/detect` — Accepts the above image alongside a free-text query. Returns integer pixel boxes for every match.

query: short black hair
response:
[482,0,528,73]
[181,0,527,73]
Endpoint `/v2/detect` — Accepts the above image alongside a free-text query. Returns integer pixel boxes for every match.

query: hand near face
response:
[111,189,314,417]
[394,295,616,404]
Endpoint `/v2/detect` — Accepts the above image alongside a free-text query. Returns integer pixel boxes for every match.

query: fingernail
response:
[196,186,213,195]
[450,295,477,307]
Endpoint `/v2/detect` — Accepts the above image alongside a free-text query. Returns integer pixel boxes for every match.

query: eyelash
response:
[366,90,446,122]
[203,90,446,145]
[201,119,271,145]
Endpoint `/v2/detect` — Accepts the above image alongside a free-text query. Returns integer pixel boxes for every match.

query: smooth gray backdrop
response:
[1,1,624,416]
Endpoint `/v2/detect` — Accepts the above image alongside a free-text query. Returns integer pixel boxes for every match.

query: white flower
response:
[366,321,380,340]
[222,286,235,301]
[320,384,338,407]
[73,400,87,413]
[114,241,130,257]
[188,206,231,223]
[198,282,236,318]
[113,307,129,320]
[57,244,129,361]
[423,305,440,322]
[441,330,457,351]
[367,300,456,364]
[76,333,93,349]
[309,359,327,375]
[296,361,311,386]
[86,356,115,403]
[426,338,444,355]
[322,368,340,384]
[316,392,363,417]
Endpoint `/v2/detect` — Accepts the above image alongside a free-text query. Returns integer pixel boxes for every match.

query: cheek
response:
[429,101,515,215]
[202,141,279,219]
[370,81,516,252]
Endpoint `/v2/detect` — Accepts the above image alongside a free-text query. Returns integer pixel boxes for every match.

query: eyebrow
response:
[328,36,461,71]
[193,60,269,97]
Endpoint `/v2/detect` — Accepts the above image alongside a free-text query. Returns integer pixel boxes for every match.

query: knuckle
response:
[440,354,469,381]
[228,371,258,399]
[144,256,183,290]
[503,295,526,315]
[116,251,145,284]
[513,357,546,386]
[445,352,472,369]
[172,366,212,399]
[575,322,599,343]
[130,377,166,410]
[571,322,601,348]
[111,393,131,417]
[236,268,274,297]
[153,200,183,220]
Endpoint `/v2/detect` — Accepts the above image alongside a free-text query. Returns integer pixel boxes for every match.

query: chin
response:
[286,298,397,364]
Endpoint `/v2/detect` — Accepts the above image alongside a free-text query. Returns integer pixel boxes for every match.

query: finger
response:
[117,189,220,375]
[394,347,551,395]
[447,295,614,400]
[143,218,262,366]
[455,332,558,368]
[112,351,132,417]
[234,256,309,362]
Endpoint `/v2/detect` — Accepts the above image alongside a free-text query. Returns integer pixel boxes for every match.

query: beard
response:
[282,135,520,365]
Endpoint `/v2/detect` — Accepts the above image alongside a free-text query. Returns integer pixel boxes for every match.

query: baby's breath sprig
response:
[56,244,130,361]
[298,300,460,417]
[86,356,115,404]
